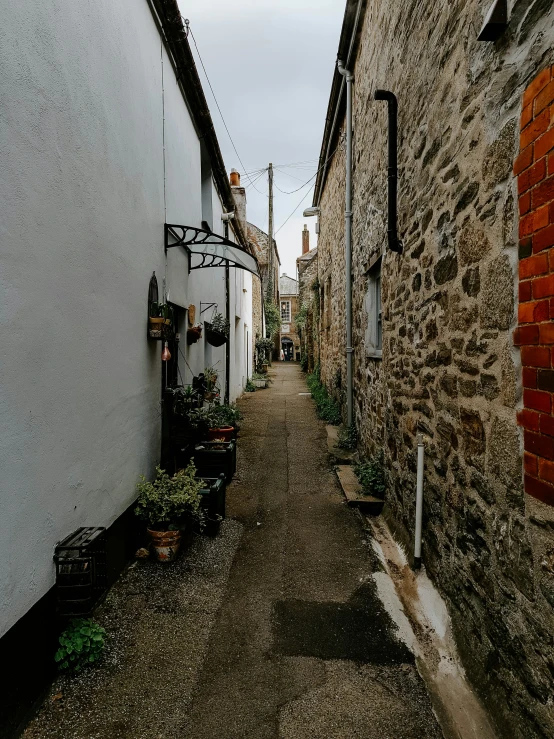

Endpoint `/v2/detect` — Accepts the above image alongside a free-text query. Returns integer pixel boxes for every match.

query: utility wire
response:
[273,145,338,234]
[186,22,265,195]
[274,187,314,235]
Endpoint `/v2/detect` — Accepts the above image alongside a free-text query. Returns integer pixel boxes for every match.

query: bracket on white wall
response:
[164,223,260,277]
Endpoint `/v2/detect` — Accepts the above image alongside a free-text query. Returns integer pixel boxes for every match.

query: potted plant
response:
[205,312,229,348]
[203,366,219,401]
[134,463,204,562]
[255,338,274,372]
[207,403,242,440]
[149,302,165,338]
[149,303,173,339]
[251,373,268,389]
[172,385,202,415]
[187,324,203,345]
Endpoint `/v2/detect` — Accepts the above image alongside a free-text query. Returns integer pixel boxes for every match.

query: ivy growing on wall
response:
[264,301,280,339]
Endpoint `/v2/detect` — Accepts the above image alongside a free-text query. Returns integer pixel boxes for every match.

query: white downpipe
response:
[414,434,424,569]
[337,59,353,428]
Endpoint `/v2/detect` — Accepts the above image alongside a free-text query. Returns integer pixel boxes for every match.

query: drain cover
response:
[298,392,311,396]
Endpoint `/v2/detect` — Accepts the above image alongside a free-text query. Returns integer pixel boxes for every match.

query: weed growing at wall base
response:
[306,371,342,425]
[55,618,106,673]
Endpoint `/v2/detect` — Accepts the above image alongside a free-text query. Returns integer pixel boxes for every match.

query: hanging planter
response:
[187,325,203,345]
[205,322,227,348]
[205,312,229,348]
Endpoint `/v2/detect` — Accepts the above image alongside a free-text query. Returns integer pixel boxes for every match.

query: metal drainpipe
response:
[223,219,231,404]
[337,59,354,427]
[374,90,402,254]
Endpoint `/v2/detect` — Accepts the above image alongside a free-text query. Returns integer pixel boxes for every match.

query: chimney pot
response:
[302,224,310,255]
[230,169,240,187]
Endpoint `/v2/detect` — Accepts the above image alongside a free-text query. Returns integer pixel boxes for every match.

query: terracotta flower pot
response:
[207,426,234,442]
[149,316,164,339]
[147,528,181,562]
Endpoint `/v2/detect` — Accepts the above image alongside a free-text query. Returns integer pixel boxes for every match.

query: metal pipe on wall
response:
[337,59,354,427]
[374,90,402,254]
[414,434,425,570]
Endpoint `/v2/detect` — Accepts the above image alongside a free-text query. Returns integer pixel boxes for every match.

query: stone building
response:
[297,225,319,371]
[248,221,281,360]
[312,0,554,736]
[279,273,300,360]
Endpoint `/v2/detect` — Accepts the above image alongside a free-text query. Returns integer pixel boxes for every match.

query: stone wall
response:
[297,249,320,371]
[316,1,554,736]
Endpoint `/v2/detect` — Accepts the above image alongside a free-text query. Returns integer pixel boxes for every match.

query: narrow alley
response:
[24,364,441,739]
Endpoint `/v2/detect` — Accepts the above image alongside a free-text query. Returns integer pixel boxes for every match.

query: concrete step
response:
[326,425,358,465]
[335,465,384,515]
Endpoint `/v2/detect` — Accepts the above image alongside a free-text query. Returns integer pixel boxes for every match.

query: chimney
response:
[302,223,310,255]
[230,169,246,234]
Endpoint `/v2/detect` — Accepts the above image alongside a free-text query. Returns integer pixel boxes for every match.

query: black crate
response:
[193,439,236,483]
[54,527,107,617]
[197,474,226,536]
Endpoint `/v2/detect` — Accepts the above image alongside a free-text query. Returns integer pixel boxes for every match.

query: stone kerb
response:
[515,66,554,505]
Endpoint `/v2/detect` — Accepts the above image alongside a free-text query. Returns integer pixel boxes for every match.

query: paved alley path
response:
[24,363,441,739]
[184,363,440,738]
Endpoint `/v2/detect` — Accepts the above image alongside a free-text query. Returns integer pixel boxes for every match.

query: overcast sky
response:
[179,0,344,278]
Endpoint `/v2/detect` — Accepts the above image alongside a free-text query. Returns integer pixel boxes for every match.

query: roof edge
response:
[312,0,367,206]
[147,0,249,250]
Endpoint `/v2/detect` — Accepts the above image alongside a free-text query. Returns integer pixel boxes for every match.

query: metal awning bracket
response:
[164,223,259,277]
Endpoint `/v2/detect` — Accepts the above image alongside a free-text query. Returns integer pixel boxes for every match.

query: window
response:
[280,300,291,323]
[365,259,382,358]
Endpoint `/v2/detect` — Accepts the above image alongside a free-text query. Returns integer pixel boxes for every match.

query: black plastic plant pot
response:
[197,474,226,536]
[193,439,236,484]
[205,322,228,348]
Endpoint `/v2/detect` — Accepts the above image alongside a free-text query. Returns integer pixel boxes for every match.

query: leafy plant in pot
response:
[187,324,203,345]
[134,463,204,562]
[149,302,173,339]
[207,403,242,440]
[205,312,229,348]
[202,366,219,401]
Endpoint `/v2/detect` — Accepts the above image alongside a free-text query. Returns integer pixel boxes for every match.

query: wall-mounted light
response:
[477,0,508,41]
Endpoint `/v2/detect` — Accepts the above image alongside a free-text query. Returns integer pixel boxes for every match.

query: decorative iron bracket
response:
[200,302,217,316]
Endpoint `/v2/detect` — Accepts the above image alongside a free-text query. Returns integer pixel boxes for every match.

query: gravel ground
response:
[23,520,244,739]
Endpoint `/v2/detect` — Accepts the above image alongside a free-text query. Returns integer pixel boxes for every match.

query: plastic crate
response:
[197,474,226,536]
[54,527,107,616]
[193,439,236,483]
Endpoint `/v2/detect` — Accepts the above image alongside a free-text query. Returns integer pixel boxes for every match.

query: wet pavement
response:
[24,363,442,739]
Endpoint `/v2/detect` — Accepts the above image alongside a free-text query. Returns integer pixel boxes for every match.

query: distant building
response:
[297,224,318,371]
[279,273,300,361]
[248,222,281,361]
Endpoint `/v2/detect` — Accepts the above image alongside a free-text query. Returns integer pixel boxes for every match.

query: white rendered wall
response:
[0,0,236,636]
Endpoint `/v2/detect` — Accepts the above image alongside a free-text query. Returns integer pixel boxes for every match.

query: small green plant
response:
[306,371,342,424]
[203,366,218,392]
[355,454,386,499]
[210,312,229,336]
[255,337,274,368]
[337,424,358,450]
[264,302,281,339]
[210,403,242,428]
[245,378,256,392]
[55,618,106,673]
[135,463,204,530]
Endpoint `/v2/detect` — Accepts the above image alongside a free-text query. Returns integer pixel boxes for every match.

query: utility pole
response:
[267,163,274,305]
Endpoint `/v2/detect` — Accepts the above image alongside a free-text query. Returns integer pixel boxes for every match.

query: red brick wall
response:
[515,66,554,506]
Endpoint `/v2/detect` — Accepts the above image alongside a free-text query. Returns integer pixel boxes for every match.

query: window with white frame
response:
[280,300,291,323]
[364,259,382,358]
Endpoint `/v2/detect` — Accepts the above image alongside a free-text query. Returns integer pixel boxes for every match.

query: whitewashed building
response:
[0,0,256,731]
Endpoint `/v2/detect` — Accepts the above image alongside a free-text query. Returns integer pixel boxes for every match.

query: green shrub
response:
[306,372,342,425]
[355,454,386,498]
[337,424,358,450]
[300,354,308,372]
[55,618,106,673]
[245,378,256,392]
[135,463,203,530]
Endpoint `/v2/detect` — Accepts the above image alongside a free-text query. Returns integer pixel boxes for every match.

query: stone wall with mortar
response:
[297,249,319,371]
[316,1,554,736]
